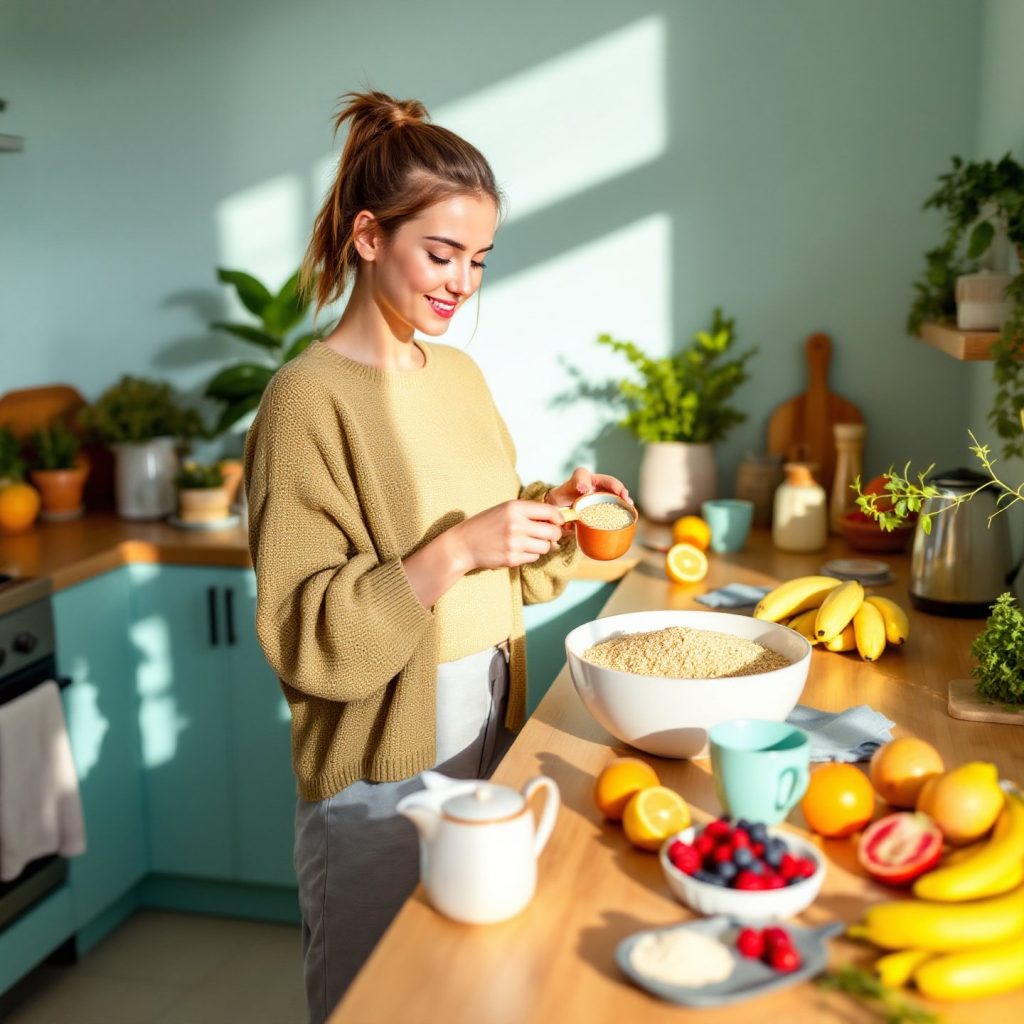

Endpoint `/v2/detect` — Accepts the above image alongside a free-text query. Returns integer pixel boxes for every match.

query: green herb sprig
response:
[175,461,225,490]
[970,593,1024,706]
[816,966,939,1024]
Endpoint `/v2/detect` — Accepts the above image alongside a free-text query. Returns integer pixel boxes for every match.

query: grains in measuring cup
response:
[581,626,790,678]
[578,502,633,530]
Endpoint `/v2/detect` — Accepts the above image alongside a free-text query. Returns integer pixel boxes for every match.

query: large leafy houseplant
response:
[907,154,1024,460]
[204,268,318,433]
[597,308,755,443]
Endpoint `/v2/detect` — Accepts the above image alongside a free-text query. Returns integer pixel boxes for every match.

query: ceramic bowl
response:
[564,611,811,758]
[570,492,638,561]
[659,825,826,922]
[838,513,915,553]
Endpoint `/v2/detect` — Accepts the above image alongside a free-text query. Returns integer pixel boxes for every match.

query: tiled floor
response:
[4,911,306,1024]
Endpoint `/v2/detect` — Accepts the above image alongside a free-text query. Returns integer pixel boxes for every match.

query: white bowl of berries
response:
[660,817,825,923]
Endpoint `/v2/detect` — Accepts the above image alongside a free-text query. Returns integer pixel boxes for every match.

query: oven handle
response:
[207,586,219,647]
[225,587,236,646]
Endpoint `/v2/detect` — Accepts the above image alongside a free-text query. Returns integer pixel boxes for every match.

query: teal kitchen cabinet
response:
[131,564,235,880]
[131,564,296,888]
[55,568,147,931]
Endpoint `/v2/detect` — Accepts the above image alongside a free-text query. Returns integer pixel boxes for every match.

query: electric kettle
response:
[909,468,1020,617]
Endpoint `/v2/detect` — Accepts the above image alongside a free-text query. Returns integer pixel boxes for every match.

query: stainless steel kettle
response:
[909,468,1020,617]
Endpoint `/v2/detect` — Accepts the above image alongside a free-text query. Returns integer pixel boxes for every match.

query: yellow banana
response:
[847,883,1024,951]
[786,608,820,644]
[754,576,842,623]
[865,595,910,646]
[914,790,1024,902]
[913,935,1024,1001]
[874,948,934,988]
[824,623,856,652]
[814,580,864,642]
[853,600,886,662]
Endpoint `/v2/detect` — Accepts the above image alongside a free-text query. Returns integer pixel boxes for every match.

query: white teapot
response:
[397,770,560,924]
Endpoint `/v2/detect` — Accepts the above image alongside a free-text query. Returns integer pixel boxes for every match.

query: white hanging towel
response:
[0,681,86,881]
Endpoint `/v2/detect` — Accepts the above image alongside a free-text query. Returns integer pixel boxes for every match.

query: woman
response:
[244,90,630,1023]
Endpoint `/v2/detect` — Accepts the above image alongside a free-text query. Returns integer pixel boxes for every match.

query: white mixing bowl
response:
[564,610,811,758]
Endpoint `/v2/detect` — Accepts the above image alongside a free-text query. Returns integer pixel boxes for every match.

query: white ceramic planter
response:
[111,437,179,520]
[638,441,717,522]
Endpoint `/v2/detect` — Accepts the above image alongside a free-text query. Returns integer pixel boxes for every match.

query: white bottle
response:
[773,462,827,552]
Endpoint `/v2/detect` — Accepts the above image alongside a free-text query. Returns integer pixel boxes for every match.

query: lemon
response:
[622,786,691,851]
[665,542,709,584]
[671,515,711,551]
[594,757,661,821]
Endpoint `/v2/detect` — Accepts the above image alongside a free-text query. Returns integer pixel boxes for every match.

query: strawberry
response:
[768,945,802,973]
[735,928,765,958]
[735,870,765,891]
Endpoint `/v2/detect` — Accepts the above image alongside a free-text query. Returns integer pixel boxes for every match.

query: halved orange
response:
[665,542,709,584]
[671,515,711,551]
[622,786,691,851]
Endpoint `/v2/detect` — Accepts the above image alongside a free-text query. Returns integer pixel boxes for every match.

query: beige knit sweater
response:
[243,340,580,800]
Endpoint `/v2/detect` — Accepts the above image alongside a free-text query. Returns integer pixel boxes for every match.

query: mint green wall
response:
[1,1,982,490]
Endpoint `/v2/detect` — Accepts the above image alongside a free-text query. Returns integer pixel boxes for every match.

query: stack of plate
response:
[821,558,893,586]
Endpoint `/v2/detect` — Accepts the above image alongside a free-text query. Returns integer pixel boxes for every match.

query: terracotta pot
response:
[638,442,717,522]
[178,487,231,523]
[30,461,90,522]
[219,459,244,506]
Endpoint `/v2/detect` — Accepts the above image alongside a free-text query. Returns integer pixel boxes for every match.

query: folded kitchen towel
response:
[0,681,86,881]
[696,584,772,609]
[786,704,895,763]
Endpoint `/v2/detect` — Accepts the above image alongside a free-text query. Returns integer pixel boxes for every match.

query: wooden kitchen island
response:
[331,531,1024,1024]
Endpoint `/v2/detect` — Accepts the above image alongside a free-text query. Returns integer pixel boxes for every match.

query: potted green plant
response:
[28,418,90,521]
[970,593,1024,708]
[174,461,229,525]
[78,376,202,520]
[907,154,1024,460]
[0,425,40,535]
[598,308,755,521]
[203,268,318,435]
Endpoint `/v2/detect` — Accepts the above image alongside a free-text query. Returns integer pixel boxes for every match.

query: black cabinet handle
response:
[207,586,219,646]
[225,587,237,646]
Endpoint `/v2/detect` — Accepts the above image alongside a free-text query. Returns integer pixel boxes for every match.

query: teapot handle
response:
[523,776,560,857]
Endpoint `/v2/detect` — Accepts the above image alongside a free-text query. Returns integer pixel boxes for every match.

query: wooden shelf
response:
[918,320,1001,360]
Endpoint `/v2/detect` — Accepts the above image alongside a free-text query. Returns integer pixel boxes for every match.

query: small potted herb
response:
[78,376,202,520]
[175,461,229,525]
[28,419,90,521]
[598,308,756,520]
[970,593,1024,708]
[0,426,41,535]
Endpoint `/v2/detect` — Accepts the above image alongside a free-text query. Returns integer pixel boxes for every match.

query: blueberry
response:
[786,875,803,886]
[746,859,764,874]
[693,869,715,884]
[764,845,784,868]
[735,818,752,833]
[733,846,754,868]
[716,861,738,882]
[749,823,768,844]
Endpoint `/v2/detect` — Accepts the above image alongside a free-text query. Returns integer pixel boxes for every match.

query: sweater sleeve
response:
[243,374,434,702]
[487,389,582,606]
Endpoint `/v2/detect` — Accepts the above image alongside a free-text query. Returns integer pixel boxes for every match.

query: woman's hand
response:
[452,499,566,572]
[544,467,632,515]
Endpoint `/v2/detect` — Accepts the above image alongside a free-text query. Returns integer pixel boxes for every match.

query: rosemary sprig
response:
[816,966,940,1024]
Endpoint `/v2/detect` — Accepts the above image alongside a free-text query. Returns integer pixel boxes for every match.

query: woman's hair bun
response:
[333,90,427,141]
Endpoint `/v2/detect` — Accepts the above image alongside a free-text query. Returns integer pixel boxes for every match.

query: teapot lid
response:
[929,467,989,490]
[442,783,525,823]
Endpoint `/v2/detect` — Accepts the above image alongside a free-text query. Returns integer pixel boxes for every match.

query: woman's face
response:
[365,193,498,338]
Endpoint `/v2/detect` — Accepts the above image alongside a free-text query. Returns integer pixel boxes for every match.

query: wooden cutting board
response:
[766,333,863,495]
[949,678,1024,725]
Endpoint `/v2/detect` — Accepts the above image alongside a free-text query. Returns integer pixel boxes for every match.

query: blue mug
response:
[709,720,810,825]
[701,499,754,553]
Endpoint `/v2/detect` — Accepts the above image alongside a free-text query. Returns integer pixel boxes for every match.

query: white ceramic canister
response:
[111,437,179,520]
[772,462,827,552]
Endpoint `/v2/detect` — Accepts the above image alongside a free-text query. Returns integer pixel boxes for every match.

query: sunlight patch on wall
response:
[436,16,666,225]
[442,213,672,483]
[215,173,306,318]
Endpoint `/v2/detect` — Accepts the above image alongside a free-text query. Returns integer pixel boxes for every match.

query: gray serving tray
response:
[616,915,845,1008]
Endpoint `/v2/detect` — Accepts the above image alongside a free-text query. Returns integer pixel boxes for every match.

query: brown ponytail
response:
[300,90,503,317]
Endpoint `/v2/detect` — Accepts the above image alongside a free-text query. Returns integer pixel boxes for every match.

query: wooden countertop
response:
[0,512,636,591]
[332,532,1024,1024]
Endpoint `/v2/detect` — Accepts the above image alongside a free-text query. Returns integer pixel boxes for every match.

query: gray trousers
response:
[294,645,514,1024]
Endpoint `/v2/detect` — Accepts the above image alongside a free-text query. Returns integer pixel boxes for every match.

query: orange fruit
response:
[665,542,708,584]
[799,763,876,838]
[594,757,661,821]
[869,737,945,808]
[622,786,691,851]
[918,761,1004,845]
[0,481,41,535]
[671,515,711,551]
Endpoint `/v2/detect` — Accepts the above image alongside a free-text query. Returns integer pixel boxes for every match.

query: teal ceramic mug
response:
[709,720,810,825]
[701,499,754,553]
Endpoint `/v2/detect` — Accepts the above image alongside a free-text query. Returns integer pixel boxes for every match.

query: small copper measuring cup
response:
[559,492,638,560]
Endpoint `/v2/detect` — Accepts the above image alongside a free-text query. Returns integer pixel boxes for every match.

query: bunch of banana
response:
[754,575,910,661]
[914,789,1024,902]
